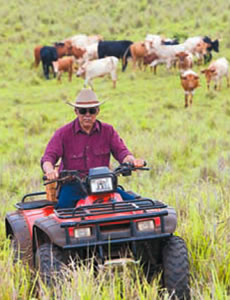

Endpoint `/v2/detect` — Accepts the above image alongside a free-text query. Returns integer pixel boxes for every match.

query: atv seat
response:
[15,200,56,210]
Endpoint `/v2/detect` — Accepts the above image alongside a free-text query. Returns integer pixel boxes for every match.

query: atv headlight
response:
[74,227,91,238]
[137,220,155,231]
[90,177,114,193]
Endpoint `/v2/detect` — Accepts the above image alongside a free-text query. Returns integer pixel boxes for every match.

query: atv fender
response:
[33,216,67,250]
[5,211,33,266]
[157,207,177,234]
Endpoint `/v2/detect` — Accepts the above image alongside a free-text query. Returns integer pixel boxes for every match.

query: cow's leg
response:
[51,63,56,78]
[57,71,62,83]
[88,79,94,90]
[45,64,50,80]
[69,68,72,82]
[132,57,137,71]
[189,92,193,107]
[214,80,218,90]
[227,74,230,88]
[184,93,188,108]
[122,58,128,72]
[111,71,117,89]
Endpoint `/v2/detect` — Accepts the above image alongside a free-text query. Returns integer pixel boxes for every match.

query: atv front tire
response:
[35,243,64,285]
[162,236,190,300]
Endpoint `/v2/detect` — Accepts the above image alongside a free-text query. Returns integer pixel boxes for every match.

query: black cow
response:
[40,46,58,79]
[162,38,179,45]
[203,36,219,64]
[98,40,133,72]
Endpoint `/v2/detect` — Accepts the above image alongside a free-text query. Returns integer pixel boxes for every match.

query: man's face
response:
[75,106,99,132]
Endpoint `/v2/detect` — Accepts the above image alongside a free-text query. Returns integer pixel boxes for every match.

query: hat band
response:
[76,100,99,105]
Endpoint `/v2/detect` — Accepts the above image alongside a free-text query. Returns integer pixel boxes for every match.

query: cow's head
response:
[52,61,58,74]
[195,41,211,55]
[64,40,73,55]
[76,65,86,78]
[201,68,217,89]
[180,73,200,90]
[176,52,189,62]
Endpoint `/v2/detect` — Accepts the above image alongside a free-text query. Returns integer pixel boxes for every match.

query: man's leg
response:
[116,187,136,200]
[57,182,86,208]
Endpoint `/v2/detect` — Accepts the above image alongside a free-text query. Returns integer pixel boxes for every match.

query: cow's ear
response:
[194,75,199,79]
[180,75,186,80]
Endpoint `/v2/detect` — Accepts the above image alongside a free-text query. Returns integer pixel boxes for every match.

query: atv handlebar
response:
[114,162,149,176]
[43,162,149,184]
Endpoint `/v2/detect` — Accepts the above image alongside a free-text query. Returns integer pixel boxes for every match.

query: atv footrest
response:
[15,200,56,210]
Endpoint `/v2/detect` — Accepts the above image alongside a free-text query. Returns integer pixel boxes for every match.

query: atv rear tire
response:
[162,236,190,300]
[35,243,64,285]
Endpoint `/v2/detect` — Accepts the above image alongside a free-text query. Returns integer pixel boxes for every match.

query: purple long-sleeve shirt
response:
[41,118,132,176]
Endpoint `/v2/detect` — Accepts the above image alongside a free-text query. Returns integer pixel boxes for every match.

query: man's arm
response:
[122,155,145,167]
[43,161,59,180]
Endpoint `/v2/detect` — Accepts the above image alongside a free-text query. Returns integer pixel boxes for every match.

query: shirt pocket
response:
[92,146,110,167]
[69,151,85,169]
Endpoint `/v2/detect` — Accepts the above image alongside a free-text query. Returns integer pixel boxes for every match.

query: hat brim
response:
[66,100,106,108]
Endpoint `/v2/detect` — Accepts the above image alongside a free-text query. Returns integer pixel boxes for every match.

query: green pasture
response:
[0,0,230,298]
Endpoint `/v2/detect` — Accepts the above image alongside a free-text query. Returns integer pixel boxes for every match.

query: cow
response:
[202,36,219,64]
[145,39,209,71]
[40,41,73,79]
[175,51,193,73]
[162,38,179,45]
[33,45,43,67]
[81,43,98,63]
[201,57,229,91]
[34,41,72,68]
[143,52,159,74]
[127,41,148,70]
[180,70,200,108]
[183,37,212,64]
[98,40,133,72]
[52,56,76,82]
[70,46,87,61]
[76,56,119,89]
[63,34,103,48]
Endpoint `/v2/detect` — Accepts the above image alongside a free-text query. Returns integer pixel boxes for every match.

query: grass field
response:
[0,0,230,299]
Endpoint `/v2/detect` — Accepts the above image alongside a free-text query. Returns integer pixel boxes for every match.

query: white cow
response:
[63,34,103,48]
[76,56,119,89]
[201,57,229,90]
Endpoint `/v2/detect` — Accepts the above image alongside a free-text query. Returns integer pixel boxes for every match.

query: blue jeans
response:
[57,182,135,208]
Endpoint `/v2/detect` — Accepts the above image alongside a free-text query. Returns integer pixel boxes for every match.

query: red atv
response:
[5,163,190,299]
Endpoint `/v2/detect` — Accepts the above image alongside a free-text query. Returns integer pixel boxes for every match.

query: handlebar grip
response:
[43,175,48,181]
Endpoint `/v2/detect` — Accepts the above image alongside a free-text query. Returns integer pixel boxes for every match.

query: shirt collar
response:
[74,118,100,134]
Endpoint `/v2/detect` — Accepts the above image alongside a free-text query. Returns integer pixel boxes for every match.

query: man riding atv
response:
[41,88,145,208]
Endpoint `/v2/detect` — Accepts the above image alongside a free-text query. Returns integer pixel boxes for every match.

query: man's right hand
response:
[43,161,59,180]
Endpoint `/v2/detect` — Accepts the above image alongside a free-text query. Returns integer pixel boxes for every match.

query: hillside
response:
[0,0,230,299]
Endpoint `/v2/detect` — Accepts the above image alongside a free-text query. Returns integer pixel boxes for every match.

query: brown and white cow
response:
[175,51,193,73]
[129,41,148,70]
[143,52,159,74]
[52,56,76,82]
[180,70,200,108]
[201,57,229,90]
[76,56,119,89]
[70,46,87,61]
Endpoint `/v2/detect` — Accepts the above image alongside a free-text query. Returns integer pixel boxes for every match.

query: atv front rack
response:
[55,198,167,219]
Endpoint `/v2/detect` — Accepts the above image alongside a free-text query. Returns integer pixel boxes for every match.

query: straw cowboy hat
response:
[67,89,105,108]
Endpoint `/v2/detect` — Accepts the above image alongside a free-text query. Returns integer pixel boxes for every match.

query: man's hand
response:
[122,155,145,168]
[43,161,59,180]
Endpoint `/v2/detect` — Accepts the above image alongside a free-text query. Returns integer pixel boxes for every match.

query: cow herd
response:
[33,33,229,107]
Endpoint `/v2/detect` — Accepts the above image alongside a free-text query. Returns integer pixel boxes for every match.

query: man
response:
[41,88,144,208]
